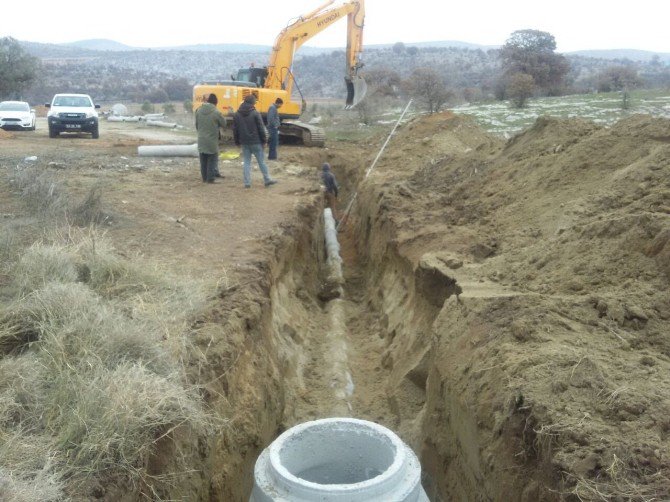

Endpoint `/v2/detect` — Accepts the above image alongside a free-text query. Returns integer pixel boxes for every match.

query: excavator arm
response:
[266,0,366,108]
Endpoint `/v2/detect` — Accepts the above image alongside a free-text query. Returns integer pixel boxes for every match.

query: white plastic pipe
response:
[250,417,429,502]
[137,144,199,157]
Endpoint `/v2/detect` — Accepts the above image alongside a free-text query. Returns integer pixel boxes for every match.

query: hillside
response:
[17,40,670,105]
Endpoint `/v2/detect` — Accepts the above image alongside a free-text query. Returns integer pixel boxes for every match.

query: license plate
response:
[65,124,81,129]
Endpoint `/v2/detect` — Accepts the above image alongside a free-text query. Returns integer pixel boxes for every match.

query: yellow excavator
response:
[192,0,365,147]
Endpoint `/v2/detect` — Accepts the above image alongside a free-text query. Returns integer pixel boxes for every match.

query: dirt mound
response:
[358,112,670,499]
[0,129,15,140]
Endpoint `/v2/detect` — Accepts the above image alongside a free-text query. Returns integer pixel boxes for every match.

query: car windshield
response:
[0,102,30,112]
[53,96,92,107]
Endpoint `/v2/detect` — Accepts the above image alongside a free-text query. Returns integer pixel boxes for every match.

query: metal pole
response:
[337,99,412,230]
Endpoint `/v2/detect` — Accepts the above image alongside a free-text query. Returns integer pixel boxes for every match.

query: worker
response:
[322,162,339,221]
[195,93,226,183]
[267,98,283,160]
[233,94,277,188]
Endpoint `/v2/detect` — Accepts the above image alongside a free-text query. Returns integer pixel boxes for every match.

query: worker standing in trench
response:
[322,162,340,222]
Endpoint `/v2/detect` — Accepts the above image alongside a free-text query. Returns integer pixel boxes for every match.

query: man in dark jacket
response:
[233,94,277,188]
[322,162,340,221]
[266,97,283,160]
[195,93,226,183]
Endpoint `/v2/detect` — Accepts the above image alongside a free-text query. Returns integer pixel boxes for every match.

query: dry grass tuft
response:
[0,464,63,502]
[566,453,670,502]
[9,167,112,228]
[0,229,214,496]
[10,167,67,219]
[69,185,111,227]
[11,243,79,294]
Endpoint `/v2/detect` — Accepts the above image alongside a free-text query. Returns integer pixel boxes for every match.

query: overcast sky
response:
[2,0,669,53]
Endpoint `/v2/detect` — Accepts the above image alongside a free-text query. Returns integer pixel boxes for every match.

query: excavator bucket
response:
[345,76,367,109]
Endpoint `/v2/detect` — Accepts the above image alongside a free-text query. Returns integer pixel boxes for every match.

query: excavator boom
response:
[267,0,366,107]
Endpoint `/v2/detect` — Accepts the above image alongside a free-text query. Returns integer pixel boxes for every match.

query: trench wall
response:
[151,195,326,501]
[352,183,559,501]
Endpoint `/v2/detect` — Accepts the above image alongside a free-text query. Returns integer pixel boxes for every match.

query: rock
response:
[470,242,496,261]
[569,357,606,389]
[625,304,648,322]
[433,252,463,270]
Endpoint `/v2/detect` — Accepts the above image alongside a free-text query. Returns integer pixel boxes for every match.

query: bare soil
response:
[350,112,670,500]
[2,111,669,501]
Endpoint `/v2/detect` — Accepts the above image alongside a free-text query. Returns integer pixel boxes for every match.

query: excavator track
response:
[280,120,326,147]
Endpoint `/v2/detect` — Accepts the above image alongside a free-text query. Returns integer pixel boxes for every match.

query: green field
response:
[454,90,670,137]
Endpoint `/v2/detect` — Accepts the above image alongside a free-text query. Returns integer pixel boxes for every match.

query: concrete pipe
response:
[146,120,178,128]
[324,208,343,282]
[137,144,199,157]
[250,417,429,502]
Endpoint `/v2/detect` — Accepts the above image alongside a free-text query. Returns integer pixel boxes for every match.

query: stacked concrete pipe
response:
[250,417,429,501]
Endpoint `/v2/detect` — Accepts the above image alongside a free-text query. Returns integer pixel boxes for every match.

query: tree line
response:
[2,32,669,113]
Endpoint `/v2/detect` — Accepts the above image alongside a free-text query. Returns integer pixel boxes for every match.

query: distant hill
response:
[36,39,498,55]
[568,49,670,63]
[63,39,134,51]
[16,37,670,106]
[391,40,498,51]
[23,39,670,62]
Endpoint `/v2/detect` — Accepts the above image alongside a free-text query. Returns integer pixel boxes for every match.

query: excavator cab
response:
[236,67,268,88]
[345,75,367,109]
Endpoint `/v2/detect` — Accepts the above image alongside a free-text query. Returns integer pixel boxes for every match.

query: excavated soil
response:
[1,112,669,501]
[349,112,670,500]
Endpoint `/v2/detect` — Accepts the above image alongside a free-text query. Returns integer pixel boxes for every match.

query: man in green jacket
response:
[195,93,227,183]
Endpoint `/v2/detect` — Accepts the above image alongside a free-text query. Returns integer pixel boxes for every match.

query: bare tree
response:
[364,67,402,97]
[506,73,535,108]
[404,67,453,114]
[596,65,641,93]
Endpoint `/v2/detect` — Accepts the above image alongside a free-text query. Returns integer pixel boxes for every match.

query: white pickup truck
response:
[46,93,100,138]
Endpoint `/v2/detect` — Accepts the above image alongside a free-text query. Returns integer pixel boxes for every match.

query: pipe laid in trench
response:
[250,210,429,500]
[250,418,429,501]
[137,144,198,157]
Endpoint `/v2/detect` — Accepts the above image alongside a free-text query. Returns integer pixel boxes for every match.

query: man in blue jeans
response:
[233,94,277,188]
[267,97,283,160]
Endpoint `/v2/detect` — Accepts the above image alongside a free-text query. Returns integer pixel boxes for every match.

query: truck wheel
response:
[91,126,99,139]
[49,126,57,138]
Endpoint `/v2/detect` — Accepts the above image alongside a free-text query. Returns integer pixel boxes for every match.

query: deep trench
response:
[233,191,454,500]
[182,160,527,501]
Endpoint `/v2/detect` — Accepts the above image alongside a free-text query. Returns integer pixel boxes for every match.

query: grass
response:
[454,89,670,137]
[9,165,112,227]
[0,226,214,499]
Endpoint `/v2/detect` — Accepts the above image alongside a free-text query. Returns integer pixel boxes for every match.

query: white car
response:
[46,93,100,138]
[0,101,36,131]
